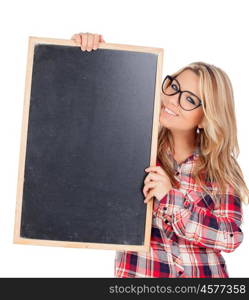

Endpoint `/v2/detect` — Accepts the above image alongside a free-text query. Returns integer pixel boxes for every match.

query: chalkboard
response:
[14,36,164,252]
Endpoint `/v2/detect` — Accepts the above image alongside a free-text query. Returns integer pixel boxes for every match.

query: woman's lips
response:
[161,106,179,118]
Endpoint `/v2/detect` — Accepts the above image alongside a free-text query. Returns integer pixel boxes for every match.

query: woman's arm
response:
[159,186,243,253]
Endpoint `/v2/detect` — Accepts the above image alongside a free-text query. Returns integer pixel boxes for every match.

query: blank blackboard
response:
[14,36,163,252]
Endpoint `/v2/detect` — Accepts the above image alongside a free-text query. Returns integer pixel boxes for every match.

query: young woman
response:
[71,32,249,278]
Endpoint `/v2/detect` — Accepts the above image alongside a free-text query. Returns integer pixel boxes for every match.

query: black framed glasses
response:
[161,75,203,111]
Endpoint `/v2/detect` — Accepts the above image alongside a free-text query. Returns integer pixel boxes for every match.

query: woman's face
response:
[159,69,204,132]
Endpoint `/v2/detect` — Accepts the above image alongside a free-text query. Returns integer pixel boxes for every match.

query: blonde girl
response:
[71,32,249,278]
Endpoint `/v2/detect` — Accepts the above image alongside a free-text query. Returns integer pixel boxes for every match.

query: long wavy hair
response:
[157,61,249,206]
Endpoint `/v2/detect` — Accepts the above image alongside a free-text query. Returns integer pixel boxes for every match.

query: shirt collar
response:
[166,144,200,168]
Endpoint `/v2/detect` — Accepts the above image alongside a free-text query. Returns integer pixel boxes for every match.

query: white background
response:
[0,0,248,277]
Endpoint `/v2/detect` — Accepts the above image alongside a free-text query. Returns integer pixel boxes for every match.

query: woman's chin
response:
[159,115,170,127]
[159,119,170,129]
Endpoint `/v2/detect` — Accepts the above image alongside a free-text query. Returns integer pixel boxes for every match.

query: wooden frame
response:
[13,36,164,252]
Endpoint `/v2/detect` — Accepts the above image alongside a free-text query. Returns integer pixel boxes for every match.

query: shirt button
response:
[178,271,183,275]
[230,233,234,237]
[163,207,167,211]
[164,219,169,224]
[175,171,180,176]
[183,200,190,208]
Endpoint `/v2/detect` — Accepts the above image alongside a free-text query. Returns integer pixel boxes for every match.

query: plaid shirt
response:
[114,146,243,278]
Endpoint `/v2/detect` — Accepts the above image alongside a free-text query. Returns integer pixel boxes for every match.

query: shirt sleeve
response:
[160,186,244,253]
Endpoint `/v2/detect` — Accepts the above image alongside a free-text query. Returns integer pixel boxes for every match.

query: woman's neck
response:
[171,129,197,164]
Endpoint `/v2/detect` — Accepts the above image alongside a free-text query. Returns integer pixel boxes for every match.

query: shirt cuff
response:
[170,193,214,240]
[154,188,188,216]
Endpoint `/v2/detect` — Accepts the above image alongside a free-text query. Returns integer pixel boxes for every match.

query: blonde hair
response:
[157,61,249,206]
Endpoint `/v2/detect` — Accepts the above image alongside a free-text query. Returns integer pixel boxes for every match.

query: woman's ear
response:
[198,115,206,129]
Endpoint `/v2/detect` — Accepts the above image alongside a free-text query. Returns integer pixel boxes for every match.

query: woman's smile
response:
[161,105,179,118]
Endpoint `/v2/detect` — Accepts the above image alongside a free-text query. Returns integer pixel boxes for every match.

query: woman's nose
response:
[168,93,180,107]
[161,93,179,107]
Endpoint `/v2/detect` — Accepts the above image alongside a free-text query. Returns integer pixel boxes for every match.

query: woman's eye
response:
[187,97,195,104]
[171,84,178,91]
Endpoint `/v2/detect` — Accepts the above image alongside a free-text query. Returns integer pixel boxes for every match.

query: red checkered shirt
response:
[114,146,244,278]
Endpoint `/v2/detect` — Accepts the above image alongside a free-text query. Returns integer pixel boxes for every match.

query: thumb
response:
[144,189,155,203]
[100,34,106,43]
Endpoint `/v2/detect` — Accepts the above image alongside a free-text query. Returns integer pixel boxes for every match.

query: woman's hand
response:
[143,166,172,203]
[71,32,106,51]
